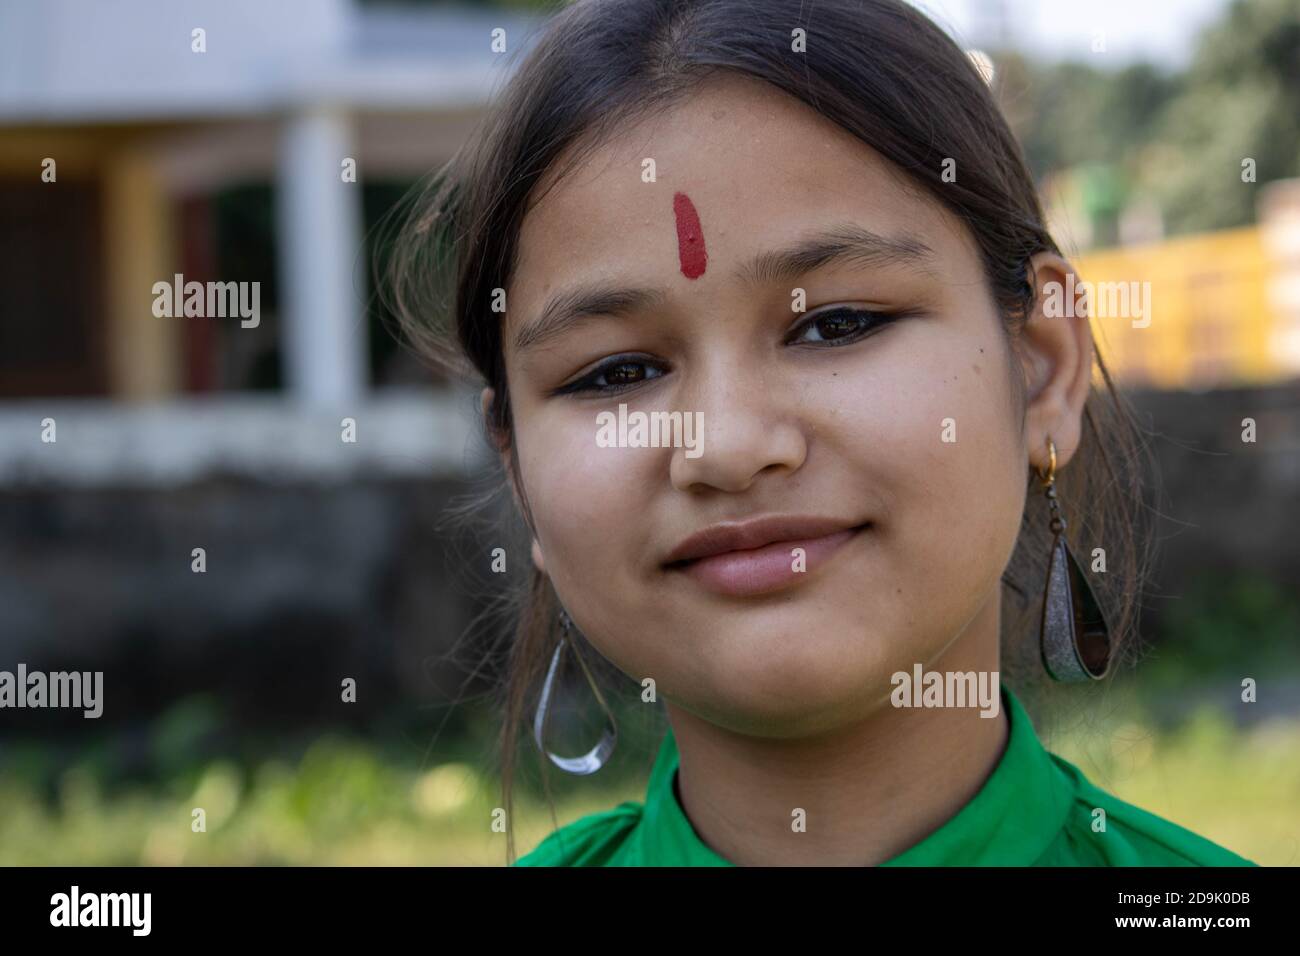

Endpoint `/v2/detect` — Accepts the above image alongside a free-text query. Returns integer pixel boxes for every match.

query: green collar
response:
[637,683,1076,865]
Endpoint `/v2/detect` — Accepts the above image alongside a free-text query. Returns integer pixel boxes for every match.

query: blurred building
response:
[0,0,546,405]
[0,1,552,721]
[0,2,1295,724]
[0,0,551,483]
[1072,180,1300,389]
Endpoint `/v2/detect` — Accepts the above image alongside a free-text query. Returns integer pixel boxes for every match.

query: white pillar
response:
[277,107,367,409]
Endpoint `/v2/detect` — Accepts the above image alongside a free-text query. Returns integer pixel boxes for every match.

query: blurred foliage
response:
[0,691,665,865]
[1141,574,1300,690]
[999,0,1300,237]
[1048,683,1300,866]
[2,683,1293,865]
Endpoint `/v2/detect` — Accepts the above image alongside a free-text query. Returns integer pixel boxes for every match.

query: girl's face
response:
[496,74,1035,738]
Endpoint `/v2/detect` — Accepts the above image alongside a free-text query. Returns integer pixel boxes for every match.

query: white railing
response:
[0,386,488,487]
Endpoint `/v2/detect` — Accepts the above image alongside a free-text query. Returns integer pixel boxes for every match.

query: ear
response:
[481,385,546,574]
[1017,252,1095,475]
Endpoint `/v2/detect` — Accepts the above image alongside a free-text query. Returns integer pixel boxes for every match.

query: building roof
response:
[0,0,548,123]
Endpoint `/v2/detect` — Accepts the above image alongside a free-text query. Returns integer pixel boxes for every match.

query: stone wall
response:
[2,382,1296,737]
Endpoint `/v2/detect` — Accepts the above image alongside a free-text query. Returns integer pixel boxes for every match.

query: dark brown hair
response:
[381,0,1155,864]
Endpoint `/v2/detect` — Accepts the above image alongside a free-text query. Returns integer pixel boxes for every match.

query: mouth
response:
[663,517,871,597]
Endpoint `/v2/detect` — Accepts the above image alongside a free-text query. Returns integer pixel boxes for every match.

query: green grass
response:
[0,730,656,866]
[1041,682,1300,867]
[2,681,1295,866]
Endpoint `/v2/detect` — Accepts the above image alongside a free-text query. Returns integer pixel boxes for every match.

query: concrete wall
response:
[1,382,1296,736]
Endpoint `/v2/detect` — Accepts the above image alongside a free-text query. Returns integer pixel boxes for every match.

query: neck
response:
[664,592,1009,866]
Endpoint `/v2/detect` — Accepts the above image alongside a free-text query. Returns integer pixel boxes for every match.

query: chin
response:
[683,686,877,740]
[681,640,888,733]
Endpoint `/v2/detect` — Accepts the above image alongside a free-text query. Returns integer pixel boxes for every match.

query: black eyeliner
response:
[554,307,913,397]
[784,306,908,347]
[551,353,666,397]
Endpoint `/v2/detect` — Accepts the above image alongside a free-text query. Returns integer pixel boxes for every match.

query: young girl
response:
[387,0,1256,866]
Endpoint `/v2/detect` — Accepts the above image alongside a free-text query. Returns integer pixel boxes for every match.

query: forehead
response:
[508,73,970,330]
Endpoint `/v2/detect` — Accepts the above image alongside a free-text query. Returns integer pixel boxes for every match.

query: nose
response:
[668,369,807,494]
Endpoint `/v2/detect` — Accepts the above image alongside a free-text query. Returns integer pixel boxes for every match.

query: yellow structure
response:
[1074,203,1300,389]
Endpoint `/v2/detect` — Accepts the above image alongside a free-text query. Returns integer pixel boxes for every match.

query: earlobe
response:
[531,537,545,573]
[1019,252,1095,473]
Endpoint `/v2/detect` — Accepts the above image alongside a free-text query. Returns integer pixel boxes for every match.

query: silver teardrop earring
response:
[1037,436,1113,681]
[533,607,618,774]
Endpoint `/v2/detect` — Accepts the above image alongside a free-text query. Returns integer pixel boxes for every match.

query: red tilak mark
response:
[673,191,707,279]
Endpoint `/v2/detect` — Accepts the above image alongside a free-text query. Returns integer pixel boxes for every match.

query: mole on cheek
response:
[673,191,707,279]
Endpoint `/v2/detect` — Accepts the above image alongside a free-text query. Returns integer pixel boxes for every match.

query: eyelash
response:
[552,307,903,397]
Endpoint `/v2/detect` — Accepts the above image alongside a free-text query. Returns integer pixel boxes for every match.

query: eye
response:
[554,355,667,396]
[787,306,897,346]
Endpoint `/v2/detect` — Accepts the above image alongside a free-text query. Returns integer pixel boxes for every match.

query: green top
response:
[514,683,1256,866]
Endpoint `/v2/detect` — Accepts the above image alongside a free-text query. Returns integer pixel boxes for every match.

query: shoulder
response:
[512,800,645,867]
[1044,754,1257,867]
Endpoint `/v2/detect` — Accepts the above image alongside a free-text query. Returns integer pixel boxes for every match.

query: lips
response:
[663,515,869,597]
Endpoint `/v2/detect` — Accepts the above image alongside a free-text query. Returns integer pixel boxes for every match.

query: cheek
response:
[514,406,658,586]
[917,332,1024,599]
[830,319,1025,605]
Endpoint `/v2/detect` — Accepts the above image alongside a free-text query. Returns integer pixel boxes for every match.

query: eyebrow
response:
[511,223,936,353]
